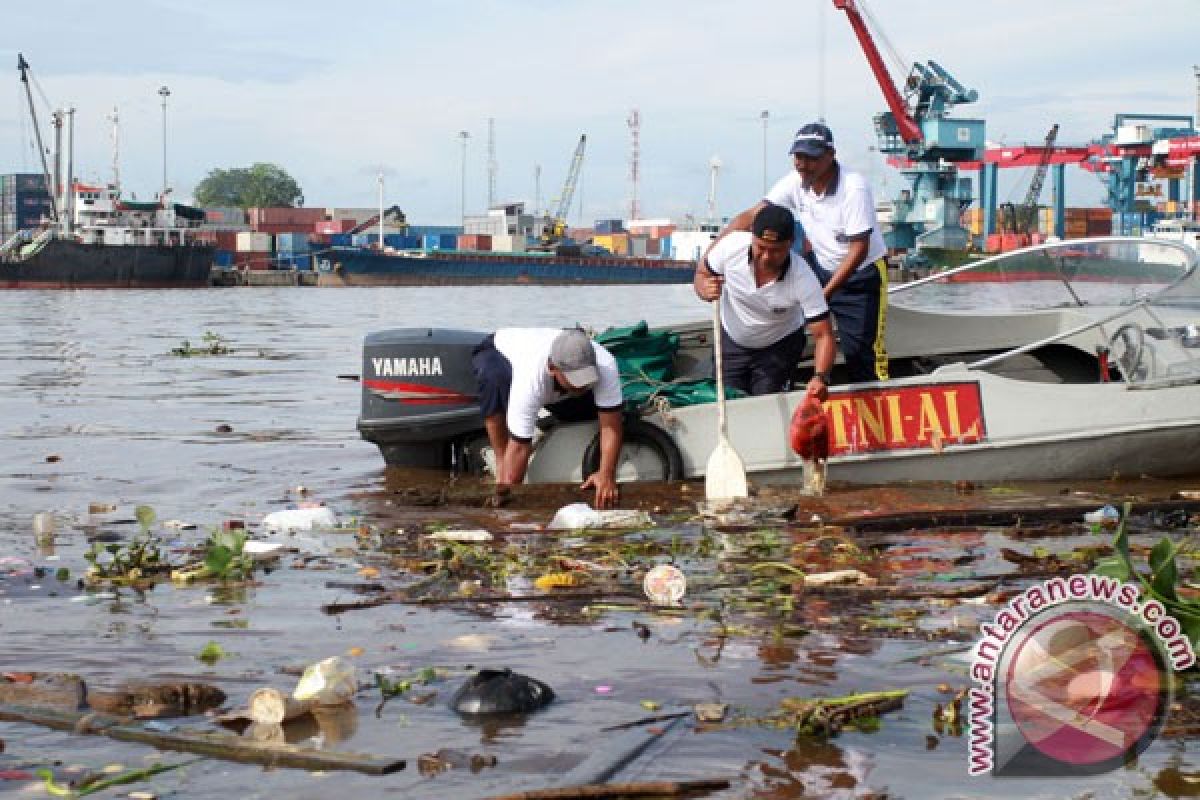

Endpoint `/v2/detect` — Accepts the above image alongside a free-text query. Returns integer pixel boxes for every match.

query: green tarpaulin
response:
[595,321,741,410]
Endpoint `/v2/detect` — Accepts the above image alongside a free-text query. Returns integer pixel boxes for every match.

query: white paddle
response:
[705,298,748,502]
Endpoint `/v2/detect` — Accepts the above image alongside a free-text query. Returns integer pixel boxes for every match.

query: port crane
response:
[540,134,586,246]
[348,205,407,237]
[999,123,1060,237]
[833,0,984,261]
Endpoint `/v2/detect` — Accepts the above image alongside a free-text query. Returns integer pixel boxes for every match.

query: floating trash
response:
[547,503,654,531]
[643,564,687,606]
[450,669,555,715]
[427,529,493,542]
[262,507,339,533]
[1083,505,1120,527]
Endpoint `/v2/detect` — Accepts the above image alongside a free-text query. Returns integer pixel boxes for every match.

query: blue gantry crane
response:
[1088,114,1196,234]
[833,0,985,263]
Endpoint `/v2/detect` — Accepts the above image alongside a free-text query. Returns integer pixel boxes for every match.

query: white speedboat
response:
[358,237,1200,486]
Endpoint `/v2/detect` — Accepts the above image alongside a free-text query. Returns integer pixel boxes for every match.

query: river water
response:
[0,286,1194,799]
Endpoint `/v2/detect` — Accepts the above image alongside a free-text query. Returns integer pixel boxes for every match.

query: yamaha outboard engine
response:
[357,328,488,468]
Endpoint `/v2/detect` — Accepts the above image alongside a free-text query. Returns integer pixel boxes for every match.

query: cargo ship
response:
[313,246,694,286]
[1,55,213,289]
[0,179,214,289]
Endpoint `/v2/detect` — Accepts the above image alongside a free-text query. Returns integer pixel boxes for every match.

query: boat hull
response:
[0,240,214,289]
[316,248,694,286]
[519,373,1200,486]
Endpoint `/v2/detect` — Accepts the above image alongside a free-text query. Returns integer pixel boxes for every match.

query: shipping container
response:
[235,250,271,270]
[491,234,526,253]
[438,234,458,250]
[407,225,463,238]
[278,253,313,270]
[595,219,625,234]
[457,234,492,251]
[330,233,353,247]
[213,250,235,268]
[248,207,325,228]
[204,207,246,225]
[275,232,313,253]
[235,231,273,252]
[315,219,356,235]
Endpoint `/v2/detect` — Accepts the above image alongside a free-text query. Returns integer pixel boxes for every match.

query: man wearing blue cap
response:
[714,122,889,384]
[694,204,837,397]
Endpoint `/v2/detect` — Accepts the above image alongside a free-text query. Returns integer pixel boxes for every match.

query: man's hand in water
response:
[484,483,513,509]
[581,471,619,509]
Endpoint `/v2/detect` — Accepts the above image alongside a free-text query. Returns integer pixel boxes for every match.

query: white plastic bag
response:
[292,656,357,705]
[547,502,653,530]
[262,506,339,533]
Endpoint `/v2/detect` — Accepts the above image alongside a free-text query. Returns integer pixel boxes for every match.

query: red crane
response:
[832,0,922,145]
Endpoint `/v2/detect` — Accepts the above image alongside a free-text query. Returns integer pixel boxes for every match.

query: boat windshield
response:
[892,237,1200,312]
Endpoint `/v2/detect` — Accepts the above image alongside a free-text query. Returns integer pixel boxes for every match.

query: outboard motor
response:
[357,328,488,468]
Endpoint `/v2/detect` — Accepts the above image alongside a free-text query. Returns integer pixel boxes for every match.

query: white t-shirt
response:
[705,232,829,349]
[493,328,623,440]
[765,166,887,273]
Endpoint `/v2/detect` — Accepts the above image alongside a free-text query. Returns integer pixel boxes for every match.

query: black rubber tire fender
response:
[582,417,684,482]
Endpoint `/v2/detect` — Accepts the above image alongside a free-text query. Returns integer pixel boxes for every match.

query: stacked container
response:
[1,173,52,239]
[235,231,273,270]
[458,234,492,251]
[248,207,325,235]
[595,219,625,235]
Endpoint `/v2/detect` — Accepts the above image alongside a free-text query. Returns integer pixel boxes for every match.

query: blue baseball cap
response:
[789,123,834,157]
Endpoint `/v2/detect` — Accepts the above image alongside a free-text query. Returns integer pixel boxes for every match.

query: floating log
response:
[0,702,404,775]
[837,498,1200,533]
[483,779,731,800]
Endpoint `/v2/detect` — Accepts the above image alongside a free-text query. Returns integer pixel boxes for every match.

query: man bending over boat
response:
[714,122,889,383]
[471,328,624,508]
[693,204,837,397]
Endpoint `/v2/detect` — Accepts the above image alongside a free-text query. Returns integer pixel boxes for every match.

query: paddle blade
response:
[705,436,748,501]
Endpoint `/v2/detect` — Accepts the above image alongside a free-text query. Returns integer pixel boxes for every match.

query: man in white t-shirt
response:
[471,327,624,507]
[712,122,889,383]
[693,204,836,397]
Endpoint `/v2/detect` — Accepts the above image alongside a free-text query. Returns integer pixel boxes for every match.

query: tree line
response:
[193,163,303,208]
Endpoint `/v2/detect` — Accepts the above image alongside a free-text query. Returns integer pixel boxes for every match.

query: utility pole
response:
[534,164,542,217]
[627,109,641,221]
[157,85,170,199]
[708,155,722,226]
[458,130,470,225]
[377,172,385,249]
[487,117,497,208]
[107,106,120,193]
[760,110,770,194]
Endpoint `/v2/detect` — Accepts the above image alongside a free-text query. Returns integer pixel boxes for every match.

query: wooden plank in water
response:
[0,702,405,775]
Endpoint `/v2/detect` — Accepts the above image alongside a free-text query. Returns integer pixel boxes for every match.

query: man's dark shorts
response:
[719,326,808,396]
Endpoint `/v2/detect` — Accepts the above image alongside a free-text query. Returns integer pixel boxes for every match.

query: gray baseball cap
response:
[549,329,599,389]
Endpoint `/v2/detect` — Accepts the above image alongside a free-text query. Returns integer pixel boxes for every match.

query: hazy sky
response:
[2,1,1197,224]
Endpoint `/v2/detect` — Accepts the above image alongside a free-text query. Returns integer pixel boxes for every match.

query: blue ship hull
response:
[314,247,693,286]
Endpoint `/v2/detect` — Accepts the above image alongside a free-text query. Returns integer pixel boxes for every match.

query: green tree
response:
[193,163,304,208]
